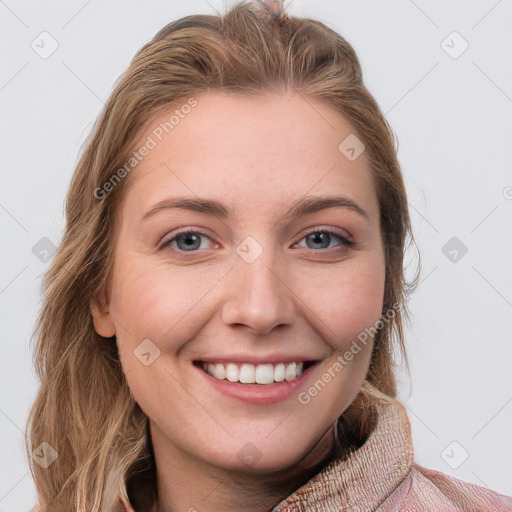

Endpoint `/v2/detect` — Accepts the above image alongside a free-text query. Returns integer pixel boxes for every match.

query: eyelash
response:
[293,228,354,249]
[159,227,354,253]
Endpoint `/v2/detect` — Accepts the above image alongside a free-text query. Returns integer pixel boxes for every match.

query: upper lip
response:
[194,355,323,365]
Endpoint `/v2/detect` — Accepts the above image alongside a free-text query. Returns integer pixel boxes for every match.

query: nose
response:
[220,247,296,335]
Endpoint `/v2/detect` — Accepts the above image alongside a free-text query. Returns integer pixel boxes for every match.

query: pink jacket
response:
[120,397,511,511]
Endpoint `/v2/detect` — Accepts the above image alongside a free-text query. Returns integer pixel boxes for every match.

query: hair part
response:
[25,2,419,510]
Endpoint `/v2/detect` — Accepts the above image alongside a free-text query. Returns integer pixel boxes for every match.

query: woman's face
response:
[91,90,385,473]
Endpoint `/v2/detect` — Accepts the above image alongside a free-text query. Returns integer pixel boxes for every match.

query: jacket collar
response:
[272,397,414,511]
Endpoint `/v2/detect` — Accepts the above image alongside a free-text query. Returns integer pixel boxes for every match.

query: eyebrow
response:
[141,194,369,222]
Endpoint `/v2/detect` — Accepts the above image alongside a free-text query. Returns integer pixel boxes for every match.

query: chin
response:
[201,434,330,475]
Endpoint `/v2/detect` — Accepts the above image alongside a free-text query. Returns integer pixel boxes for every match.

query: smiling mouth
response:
[193,360,318,385]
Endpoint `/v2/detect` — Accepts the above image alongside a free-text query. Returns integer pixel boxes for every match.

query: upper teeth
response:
[201,362,304,384]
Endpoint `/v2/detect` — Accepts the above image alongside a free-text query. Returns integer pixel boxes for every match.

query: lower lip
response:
[194,362,320,405]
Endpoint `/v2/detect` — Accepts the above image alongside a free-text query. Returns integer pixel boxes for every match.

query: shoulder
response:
[380,462,512,511]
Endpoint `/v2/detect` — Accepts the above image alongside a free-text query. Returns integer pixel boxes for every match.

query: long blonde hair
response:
[25,1,418,510]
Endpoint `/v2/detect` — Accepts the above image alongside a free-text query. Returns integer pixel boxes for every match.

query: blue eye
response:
[161,230,216,252]
[160,228,353,253]
[294,229,353,250]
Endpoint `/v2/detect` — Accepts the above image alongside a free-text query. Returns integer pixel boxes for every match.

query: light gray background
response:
[1,0,511,510]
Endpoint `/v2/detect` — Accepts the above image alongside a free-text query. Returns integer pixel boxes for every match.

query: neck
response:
[150,422,338,512]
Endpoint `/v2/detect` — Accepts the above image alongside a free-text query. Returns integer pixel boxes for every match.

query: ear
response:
[90,291,116,338]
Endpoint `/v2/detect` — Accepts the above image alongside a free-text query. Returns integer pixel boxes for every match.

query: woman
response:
[25,1,511,511]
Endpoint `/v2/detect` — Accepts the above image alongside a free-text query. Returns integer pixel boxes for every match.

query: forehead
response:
[121,90,378,222]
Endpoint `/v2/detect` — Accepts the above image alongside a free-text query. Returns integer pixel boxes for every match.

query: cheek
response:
[109,256,222,349]
[305,257,385,349]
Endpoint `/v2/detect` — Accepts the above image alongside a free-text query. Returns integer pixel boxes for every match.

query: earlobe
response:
[90,292,116,338]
